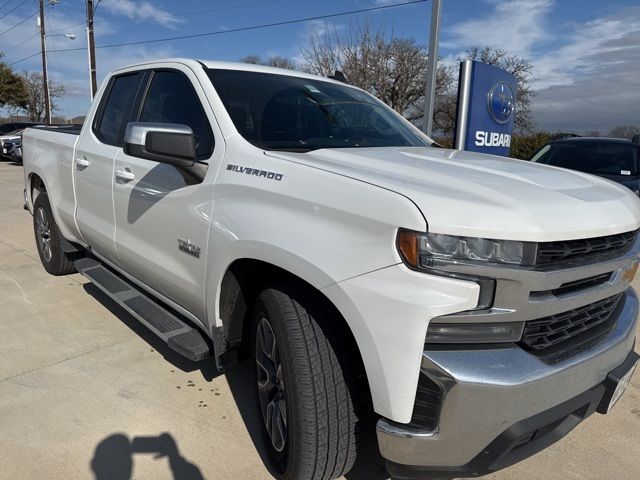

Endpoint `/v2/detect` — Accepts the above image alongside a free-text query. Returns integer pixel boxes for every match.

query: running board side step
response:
[75,258,211,362]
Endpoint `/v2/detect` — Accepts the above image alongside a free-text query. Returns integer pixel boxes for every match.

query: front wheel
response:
[252,284,359,480]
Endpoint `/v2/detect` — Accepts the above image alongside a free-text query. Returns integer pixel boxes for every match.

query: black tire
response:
[252,283,359,480]
[32,191,81,275]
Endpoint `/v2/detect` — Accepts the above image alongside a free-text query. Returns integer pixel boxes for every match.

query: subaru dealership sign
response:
[454,60,517,156]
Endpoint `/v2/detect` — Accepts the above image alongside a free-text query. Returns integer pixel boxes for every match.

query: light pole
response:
[422,0,443,137]
[86,0,97,98]
[38,0,75,125]
[38,0,50,124]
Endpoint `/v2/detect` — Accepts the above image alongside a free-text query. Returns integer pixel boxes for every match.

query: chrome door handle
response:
[115,168,135,182]
[76,157,90,168]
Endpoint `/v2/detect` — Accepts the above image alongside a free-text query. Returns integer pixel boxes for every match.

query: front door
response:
[112,67,220,321]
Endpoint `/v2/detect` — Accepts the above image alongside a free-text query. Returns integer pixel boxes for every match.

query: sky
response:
[0,0,638,133]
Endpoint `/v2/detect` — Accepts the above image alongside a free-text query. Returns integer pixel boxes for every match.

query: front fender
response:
[322,264,479,423]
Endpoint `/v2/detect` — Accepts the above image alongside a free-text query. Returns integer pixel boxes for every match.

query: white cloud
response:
[101,0,183,28]
[531,11,640,89]
[531,6,640,132]
[442,0,554,57]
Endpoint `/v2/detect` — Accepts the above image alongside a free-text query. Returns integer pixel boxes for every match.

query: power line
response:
[176,0,276,17]
[0,10,38,36]
[9,0,429,64]
[0,0,16,13]
[56,0,429,52]
[0,0,29,20]
[1,32,38,53]
[9,50,40,65]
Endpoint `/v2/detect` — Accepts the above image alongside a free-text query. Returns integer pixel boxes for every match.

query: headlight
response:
[397,230,533,268]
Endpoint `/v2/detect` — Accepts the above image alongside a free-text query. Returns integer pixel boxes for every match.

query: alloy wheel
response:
[35,207,52,262]
[256,317,288,453]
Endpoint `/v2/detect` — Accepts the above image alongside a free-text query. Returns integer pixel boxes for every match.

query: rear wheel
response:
[33,191,81,275]
[252,283,359,480]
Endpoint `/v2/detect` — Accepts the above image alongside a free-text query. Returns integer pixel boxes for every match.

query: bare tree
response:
[608,125,640,140]
[13,71,65,121]
[463,47,535,133]
[300,20,452,122]
[241,54,298,70]
[585,130,601,137]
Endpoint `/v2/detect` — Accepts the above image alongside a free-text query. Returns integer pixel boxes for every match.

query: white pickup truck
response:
[22,59,640,480]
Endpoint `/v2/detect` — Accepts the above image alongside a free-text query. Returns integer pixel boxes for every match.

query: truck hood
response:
[266,146,640,241]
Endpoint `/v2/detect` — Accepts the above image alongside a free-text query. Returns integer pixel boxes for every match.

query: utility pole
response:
[38,0,51,124]
[86,0,97,98]
[422,0,442,137]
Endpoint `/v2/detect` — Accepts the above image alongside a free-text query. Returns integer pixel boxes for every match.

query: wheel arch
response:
[214,258,371,405]
[28,171,47,201]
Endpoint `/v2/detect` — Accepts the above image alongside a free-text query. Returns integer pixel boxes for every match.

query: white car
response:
[21,59,640,480]
[0,129,24,159]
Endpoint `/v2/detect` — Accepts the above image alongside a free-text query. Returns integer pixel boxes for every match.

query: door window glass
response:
[140,71,214,159]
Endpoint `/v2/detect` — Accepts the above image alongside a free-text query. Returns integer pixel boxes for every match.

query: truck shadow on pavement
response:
[91,432,204,480]
[225,362,391,480]
[83,283,220,381]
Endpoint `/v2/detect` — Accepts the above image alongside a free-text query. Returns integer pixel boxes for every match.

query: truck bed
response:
[27,124,82,135]
[22,125,82,245]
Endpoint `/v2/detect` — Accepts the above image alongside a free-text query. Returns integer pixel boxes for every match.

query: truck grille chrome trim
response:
[529,272,614,299]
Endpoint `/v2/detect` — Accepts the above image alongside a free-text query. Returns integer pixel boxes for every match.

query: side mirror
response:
[123,122,196,168]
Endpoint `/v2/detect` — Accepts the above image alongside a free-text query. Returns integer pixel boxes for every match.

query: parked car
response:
[3,138,22,162]
[531,136,640,195]
[0,129,25,160]
[21,59,640,480]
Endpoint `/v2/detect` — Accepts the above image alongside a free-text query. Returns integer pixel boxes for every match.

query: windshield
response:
[206,69,431,152]
[533,141,639,176]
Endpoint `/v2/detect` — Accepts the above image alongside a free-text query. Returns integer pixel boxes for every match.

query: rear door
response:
[75,71,145,261]
[112,67,219,320]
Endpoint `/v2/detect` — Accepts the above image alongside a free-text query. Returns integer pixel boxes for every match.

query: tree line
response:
[242,20,536,138]
[0,54,64,122]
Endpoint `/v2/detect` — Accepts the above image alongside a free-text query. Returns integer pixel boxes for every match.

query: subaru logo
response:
[487,82,515,124]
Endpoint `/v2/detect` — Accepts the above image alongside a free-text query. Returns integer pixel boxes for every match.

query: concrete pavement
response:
[0,160,638,480]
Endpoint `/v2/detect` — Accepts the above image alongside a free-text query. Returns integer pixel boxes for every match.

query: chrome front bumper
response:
[377,287,638,469]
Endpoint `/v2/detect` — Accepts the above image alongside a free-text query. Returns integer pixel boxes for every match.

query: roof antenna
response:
[328,70,348,84]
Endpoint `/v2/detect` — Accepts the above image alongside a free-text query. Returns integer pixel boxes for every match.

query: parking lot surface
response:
[0,160,639,480]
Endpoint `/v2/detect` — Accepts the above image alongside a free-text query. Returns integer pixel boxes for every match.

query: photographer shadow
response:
[91,432,204,480]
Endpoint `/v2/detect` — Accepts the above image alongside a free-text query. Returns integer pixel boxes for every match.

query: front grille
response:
[536,231,637,265]
[407,373,443,431]
[520,294,623,356]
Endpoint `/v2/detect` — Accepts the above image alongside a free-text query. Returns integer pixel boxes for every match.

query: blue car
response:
[531,136,640,195]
